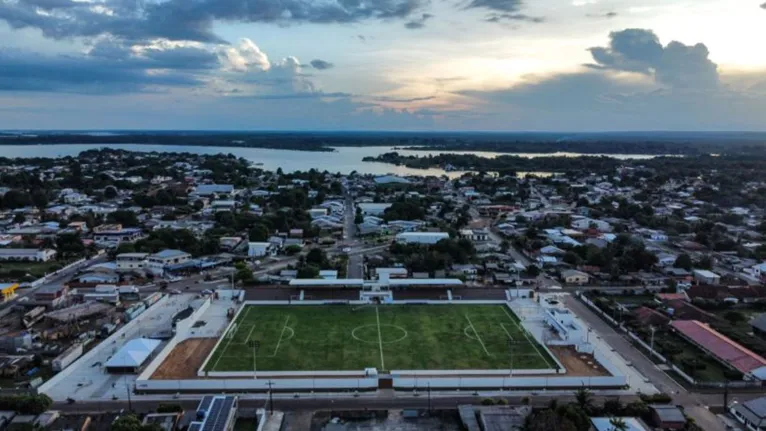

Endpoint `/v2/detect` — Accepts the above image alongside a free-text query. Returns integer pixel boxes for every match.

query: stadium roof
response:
[387,278,463,286]
[670,320,766,373]
[105,338,161,369]
[289,279,364,287]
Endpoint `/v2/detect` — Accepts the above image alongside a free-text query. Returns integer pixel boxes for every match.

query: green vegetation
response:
[205,305,556,372]
[0,394,52,415]
[0,260,65,281]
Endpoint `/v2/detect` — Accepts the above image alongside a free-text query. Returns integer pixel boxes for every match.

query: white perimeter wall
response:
[134,298,627,392]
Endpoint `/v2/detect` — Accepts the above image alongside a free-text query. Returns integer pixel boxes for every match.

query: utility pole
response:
[723,380,729,409]
[249,340,260,380]
[125,375,132,412]
[267,380,275,415]
[649,326,657,360]
[427,382,431,414]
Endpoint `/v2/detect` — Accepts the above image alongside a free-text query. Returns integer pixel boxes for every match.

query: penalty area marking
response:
[465,314,491,357]
[501,306,554,369]
[271,316,291,357]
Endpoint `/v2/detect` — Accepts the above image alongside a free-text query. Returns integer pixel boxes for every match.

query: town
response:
[0,147,765,431]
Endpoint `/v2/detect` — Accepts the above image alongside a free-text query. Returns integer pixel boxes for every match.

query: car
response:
[342,247,352,253]
[169,289,182,295]
[201,289,213,295]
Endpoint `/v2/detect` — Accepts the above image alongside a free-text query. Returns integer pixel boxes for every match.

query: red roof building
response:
[670,320,766,373]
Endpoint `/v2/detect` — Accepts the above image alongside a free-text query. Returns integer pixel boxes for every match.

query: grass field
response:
[204,304,557,372]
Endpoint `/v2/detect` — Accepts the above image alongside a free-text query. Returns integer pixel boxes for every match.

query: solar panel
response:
[200,396,235,431]
[198,396,213,413]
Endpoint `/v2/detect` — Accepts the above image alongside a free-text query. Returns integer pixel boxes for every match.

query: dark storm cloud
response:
[587,28,719,88]
[404,13,433,29]
[0,0,426,43]
[466,0,523,12]
[0,47,207,94]
[309,59,334,70]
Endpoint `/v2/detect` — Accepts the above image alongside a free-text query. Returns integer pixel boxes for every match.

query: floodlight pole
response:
[124,375,132,412]
[649,326,656,360]
[427,382,431,414]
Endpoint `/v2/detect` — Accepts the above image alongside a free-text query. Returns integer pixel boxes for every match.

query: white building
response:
[693,269,721,285]
[571,217,612,232]
[248,242,275,257]
[0,249,56,262]
[395,232,450,245]
[145,250,191,275]
[116,253,149,271]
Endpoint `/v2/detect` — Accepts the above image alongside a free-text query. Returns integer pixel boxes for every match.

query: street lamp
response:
[248,340,260,379]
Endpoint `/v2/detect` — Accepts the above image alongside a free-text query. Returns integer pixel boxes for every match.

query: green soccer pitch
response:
[204,304,557,372]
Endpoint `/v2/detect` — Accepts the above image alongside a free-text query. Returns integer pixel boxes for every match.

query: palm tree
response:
[574,386,594,413]
[609,417,629,431]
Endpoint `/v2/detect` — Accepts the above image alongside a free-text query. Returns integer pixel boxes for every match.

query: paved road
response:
[54,393,637,414]
[565,296,728,431]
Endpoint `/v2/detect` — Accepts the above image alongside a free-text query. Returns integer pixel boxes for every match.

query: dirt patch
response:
[549,346,610,377]
[151,338,217,379]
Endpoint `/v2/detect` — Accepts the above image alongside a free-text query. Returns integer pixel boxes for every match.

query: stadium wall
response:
[391,375,627,389]
[206,370,366,378]
[391,368,557,376]
[135,377,379,392]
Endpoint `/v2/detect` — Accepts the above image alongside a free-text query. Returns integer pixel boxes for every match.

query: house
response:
[146,250,191,275]
[0,248,56,262]
[289,229,304,238]
[319,270,338,280]
[374,175,410,185]
[142,413,180,431]
[693,269,721,285]
[93,227,143,245]
[104,338,162,373]
[571,217,612,232]
[308,208,328,219]
[248,242,275,257]
[357,203,392,216]
[210,200,237,212]
[561,269,589,285]
[116,253,149,271]
[459,228,489,242]
[730,396,766,431]
[395,232,449,245]
[648,405,686,430]
[187,396,238,431]
[191,184,234,197]
[590,417,649,431]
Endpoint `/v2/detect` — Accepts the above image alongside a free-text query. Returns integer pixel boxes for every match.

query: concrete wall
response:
[206,370,365,378]
[392,375,627,389]
[135,377,378,392]
[392,369,557,376]
[39,294,170,396]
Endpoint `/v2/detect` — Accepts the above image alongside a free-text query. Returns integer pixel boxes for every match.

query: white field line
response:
[211,311,249,371]
[272,316,291,357]
[501,307,553,368]
[500,323,514,341]
[465,314,491,357]
[376,306,385,370]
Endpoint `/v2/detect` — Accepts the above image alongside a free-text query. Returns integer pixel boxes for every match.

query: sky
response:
[1,0,765,131]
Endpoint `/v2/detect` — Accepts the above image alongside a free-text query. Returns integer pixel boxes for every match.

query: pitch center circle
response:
[352,324,408,344]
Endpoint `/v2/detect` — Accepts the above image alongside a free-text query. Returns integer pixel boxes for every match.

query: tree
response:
[111,415,143,431]
[696,255,713,269]
[107,210,140,227]
[574,387,594,413]
[526,265,540,277]
[297,265,319,279]
[500,240,510,253]
[674,253,693,271]
[724,310,746,325]
[284,245,302,255]
[104,186,118,199]
[248,224,270,242]
[524,409,577,431]
[305,248,326,266]
[609,417,629,431]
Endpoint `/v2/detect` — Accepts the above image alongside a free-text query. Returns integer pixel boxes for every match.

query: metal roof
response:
[671,320,766,373]
[104,338,161,369]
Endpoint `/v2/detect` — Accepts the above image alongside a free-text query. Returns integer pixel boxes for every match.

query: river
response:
[0,144,664,177]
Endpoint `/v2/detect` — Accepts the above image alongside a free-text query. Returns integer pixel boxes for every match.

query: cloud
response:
[587,28,719,89]
[466,0,523,12]
[310,59,334,70]
[587,12,617,18]
[485,13,544,23]
[0,0,426,44]
[761,2,766,9]
[0,48,203,94]
[404,13,433,29]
